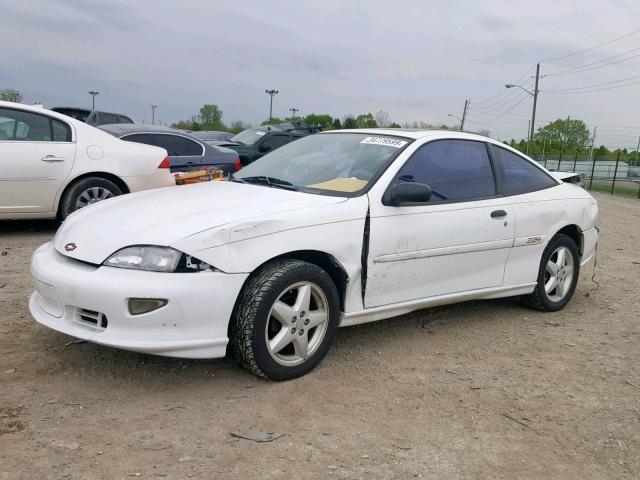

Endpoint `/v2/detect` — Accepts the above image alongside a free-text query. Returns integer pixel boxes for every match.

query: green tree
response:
[355,113,378,128]
[199,104,224,130]
[229,120,249,134]
[388,122,401,128]
[304,114,333,129]
[332,118,342,129]
[0,89,22,102]
[261,118,284,125]
[343,115,357,129]
[533,118,589,153]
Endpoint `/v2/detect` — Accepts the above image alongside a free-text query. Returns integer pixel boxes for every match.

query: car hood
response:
[53,181,347,264]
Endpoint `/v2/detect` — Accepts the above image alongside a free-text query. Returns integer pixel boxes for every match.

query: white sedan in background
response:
[29,129,598,380]
[0,101,175,220]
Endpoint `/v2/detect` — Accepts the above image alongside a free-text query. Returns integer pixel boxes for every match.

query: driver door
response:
[365,139,515,308]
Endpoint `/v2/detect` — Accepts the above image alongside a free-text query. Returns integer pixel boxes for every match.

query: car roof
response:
[98,123,194,136]
[323,128,497,142]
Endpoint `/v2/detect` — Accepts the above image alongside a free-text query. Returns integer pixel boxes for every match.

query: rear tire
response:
[59,177,122,220]
[229,260,340,380]
[523,234,580,312]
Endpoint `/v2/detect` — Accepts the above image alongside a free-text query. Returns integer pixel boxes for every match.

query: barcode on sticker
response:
[360,137,408,148]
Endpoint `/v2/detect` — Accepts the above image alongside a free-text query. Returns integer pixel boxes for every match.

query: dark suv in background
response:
[218,121,321,165]
[51,107,133,126]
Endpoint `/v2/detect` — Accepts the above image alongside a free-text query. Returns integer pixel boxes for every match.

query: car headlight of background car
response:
[104,245,216,273]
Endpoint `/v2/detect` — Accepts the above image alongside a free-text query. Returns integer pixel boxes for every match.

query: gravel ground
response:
[0,192,638,479]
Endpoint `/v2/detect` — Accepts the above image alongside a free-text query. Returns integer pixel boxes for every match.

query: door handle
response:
[41,155,65,162]
[491,209,507,218]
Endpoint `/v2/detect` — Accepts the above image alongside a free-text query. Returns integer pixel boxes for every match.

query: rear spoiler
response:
[549,171,585,185]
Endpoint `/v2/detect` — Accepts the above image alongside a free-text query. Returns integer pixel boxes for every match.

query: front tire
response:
[59,177,122,220]
[524,233,580,312]
[229,260,340,380]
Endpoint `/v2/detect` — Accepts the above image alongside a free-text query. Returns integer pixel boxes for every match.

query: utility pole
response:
[635,135,640,167]
[151,105,158,125]
[289,107,299,119]
[460,99,469,130]
[588,126,597,190]
[265,89,279,122]
[88,91,99,110]
[529,62,540,156]
[527,120,531,154]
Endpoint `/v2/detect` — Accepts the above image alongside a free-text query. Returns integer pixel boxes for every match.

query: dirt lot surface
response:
[1,193,638,479]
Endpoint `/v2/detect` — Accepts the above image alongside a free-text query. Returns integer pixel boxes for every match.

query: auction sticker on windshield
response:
[360,136,408,148]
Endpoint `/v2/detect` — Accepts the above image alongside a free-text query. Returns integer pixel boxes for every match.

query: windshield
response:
[233,133,411,195]
[230,128,269,145]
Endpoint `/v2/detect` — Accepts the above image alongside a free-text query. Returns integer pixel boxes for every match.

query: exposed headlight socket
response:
[128,298,168,315]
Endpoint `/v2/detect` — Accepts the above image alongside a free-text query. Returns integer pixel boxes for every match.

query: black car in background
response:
[218,121,321,165]
[99,124,240,174]
[51,107,133,126]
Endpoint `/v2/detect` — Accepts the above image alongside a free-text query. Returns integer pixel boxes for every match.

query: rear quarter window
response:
[491,145,558,196]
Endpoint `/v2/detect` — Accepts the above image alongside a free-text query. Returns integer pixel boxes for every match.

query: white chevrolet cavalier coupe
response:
[30,130,598,379]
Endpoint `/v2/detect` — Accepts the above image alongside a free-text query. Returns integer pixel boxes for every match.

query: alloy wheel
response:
[265,281,329,366]
[544,246,575,302]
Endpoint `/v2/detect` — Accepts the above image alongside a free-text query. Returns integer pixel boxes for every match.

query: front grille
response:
[75,308,108,329]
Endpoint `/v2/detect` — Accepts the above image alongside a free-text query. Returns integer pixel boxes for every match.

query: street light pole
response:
[289,107,299,119]
[505,62,540,155]
[151,105,158,125]
[88,91,99,110]
[265,89,279,122]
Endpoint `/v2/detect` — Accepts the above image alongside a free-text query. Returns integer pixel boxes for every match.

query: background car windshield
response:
[234,133,409,194]
[230,128,267,145]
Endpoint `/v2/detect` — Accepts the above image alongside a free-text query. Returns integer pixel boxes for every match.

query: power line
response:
[541,27,640,63]
[544,79,640,94]
[471,65,536,107]
[543,74,640,92]
[468,95,530,124]
[545,48,640,77]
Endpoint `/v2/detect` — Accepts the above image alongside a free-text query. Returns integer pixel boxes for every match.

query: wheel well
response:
[57,172,130,217]
[250,250,349,312]
[556,224,583,255]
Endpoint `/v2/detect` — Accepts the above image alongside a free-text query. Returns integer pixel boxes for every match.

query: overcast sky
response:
[1,0,639,147]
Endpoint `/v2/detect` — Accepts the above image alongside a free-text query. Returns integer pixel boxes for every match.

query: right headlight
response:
[103,246,215,273]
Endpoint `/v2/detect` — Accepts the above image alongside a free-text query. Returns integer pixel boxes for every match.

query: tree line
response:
[2,89,636,164]
[505,118,639,164]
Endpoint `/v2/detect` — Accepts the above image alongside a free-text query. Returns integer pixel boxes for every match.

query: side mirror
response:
[388,182,432,206]
[259,143,272,153]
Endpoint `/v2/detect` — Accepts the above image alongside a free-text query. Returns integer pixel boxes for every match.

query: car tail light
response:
[158,156,170,169]
[234,158,241,171]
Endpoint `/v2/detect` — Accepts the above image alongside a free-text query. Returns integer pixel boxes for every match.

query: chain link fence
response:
[532,152,640,199]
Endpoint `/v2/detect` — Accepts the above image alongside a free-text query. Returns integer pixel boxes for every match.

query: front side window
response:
[234,133,411,195]
[0,108,71,142]
[491,146,558,195]
[393,139,495,203]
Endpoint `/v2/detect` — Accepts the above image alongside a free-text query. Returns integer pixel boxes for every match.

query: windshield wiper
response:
[240,176,298,191]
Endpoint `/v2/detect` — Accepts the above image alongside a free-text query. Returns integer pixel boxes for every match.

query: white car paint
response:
[0,101,175,219]
[29,129,598,359]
